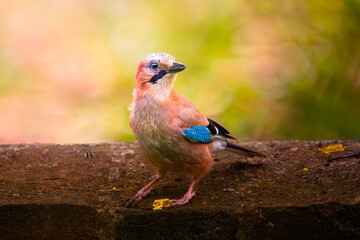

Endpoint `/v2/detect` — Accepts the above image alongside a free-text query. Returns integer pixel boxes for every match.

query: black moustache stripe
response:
[150,70,167,84]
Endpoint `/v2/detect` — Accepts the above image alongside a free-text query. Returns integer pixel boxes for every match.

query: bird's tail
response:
[225,141,266,157]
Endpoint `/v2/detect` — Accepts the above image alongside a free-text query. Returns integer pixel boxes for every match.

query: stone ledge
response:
[0,141,359,239]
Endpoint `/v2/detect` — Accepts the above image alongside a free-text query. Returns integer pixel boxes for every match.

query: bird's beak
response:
[167,62,186,73]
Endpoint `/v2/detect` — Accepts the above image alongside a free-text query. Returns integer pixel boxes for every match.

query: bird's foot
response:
[171,191,196,206]
[124,188,152,207]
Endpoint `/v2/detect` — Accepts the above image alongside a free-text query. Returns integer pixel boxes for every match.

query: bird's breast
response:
[130,98,179,156]
[131,102,168,136]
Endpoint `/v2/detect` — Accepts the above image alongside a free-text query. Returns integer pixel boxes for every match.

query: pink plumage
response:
[125,53,264,207]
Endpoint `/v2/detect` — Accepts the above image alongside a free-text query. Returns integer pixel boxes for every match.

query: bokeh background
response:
[0,0,359,143]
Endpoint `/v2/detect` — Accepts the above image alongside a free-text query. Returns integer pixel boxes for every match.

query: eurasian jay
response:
[126,52,264,207]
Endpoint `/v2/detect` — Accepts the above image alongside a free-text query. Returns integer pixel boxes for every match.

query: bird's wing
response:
[172,91,209,127]
[172,91,235,143]
[206,118,236,140]
[181,125,212,143]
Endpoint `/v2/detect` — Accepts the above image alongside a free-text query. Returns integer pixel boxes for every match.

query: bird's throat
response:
[151,74,176,102]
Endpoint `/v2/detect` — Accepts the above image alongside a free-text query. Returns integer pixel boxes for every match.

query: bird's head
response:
[134,52,186,101]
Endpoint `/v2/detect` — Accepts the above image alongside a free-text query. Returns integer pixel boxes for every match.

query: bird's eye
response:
[149,61,159,71]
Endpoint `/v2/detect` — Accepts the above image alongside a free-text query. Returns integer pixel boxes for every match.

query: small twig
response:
[85,151,94,158]
[328,152,360,162]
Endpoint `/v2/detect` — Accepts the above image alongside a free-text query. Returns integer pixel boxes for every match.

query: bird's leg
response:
[125,176,161,207]
[171,177,197,206]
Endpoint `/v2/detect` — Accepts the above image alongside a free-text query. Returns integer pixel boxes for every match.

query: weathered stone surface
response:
[0,141,359,239]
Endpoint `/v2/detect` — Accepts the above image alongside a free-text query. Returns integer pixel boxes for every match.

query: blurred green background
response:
[0,0,359,143]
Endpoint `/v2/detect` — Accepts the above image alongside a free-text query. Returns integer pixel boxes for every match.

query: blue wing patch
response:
[182,126,212,143]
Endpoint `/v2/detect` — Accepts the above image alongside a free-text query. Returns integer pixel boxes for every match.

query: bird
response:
[125,52,265,207]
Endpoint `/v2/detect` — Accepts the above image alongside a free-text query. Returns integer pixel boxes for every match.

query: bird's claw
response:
[124,197,140,208]
[124,189,152,208]
[123,198,134,208]
[171,191,196,206]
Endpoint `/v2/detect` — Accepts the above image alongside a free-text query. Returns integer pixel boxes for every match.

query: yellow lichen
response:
[318,144,347,155]
[303,168,308,171]
[153,198,176,210]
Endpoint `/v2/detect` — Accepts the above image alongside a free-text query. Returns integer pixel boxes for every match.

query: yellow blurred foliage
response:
[0,0,359,143]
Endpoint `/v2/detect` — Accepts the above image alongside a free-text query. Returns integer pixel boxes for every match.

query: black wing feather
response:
[207,118,236,140]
